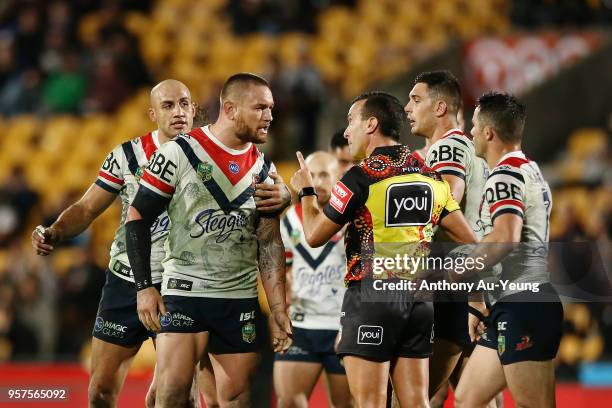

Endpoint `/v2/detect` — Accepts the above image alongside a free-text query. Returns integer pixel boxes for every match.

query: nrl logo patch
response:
[135,166,145,181]
[197,162,213,181]
[290,229,301,245]
[242,322,256,343]
[498,334,505,355]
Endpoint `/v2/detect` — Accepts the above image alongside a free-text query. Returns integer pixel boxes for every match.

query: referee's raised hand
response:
[136,286,167,332]
[290,151,314,192]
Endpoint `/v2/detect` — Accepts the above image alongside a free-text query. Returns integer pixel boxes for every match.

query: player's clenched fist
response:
[136,287,167,332]
[270,309,293,353]
[254,172,292,212]
[290,151,314,192]
[31,225,58,256]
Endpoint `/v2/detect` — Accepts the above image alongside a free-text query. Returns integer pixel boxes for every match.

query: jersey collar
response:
[203,125,252,155]
[151,130,160,148]
[496,150,526,166]
[371,144,404,156]
[441,128,465,138]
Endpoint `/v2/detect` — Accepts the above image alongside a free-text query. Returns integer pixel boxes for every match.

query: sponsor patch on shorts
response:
[357,325,383,345]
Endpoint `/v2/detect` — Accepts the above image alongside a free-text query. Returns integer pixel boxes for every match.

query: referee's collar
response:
[370,144,404,156]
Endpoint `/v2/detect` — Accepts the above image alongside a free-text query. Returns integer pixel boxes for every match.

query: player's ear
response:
[435,100,447,117]
[484,125,495,141]
[223,100,236,120]
[366,116,379,134]
[148,107,156,123]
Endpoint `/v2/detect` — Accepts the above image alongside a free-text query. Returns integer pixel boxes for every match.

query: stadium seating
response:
[0,0,511,256]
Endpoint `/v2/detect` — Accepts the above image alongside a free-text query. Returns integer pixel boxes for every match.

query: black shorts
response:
[275,327,345,374]
[433,292,472,349]
[93,270,160,347]
[337,283,434,362]
[160,295,261,354]
[478,287,563,365]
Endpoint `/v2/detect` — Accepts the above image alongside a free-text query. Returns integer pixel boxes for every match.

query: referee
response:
[290,91,477,407]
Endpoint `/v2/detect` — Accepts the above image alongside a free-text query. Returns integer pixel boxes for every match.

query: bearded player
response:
[32,79,290,408]
[125,73,292,407]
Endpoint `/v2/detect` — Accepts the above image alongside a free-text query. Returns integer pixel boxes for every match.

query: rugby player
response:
[404,71,492,406]
[125,73,292,407]
[31,79,196,408]
[274,151,352,408]
[453,92,562,408]
[330,129,357,176]
[290,91,478,407]
[31,79,289,408]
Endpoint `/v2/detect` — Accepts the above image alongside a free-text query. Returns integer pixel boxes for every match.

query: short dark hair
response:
[220,72,269,100]
[413,70,462,114]
[330,129,348,149]
[193,105,208,127]
[476,92,526,143]
[351,91,405,141]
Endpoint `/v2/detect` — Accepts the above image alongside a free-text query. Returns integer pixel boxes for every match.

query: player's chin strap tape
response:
[126,186,170,291]
[468,305,486,322]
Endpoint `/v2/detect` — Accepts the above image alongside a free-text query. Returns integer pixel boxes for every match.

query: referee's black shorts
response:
[337,282,434,362]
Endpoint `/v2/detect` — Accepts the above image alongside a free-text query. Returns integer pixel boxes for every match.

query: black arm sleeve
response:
[126,186,170,290]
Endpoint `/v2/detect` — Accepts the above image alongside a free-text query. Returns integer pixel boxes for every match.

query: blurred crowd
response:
[0,0,152,116]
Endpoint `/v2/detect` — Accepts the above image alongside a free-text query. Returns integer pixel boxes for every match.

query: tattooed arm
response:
[257,216,293,353]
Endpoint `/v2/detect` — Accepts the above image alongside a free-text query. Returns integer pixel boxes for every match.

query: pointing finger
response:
[296,151,306,169]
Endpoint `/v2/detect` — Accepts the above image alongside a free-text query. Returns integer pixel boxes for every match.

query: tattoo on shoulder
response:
[256,217,285,281]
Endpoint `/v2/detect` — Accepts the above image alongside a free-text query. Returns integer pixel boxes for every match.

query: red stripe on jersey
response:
[142,171,175,195]
[140,132,157,159]
[285,251,293,258]
[295,203,303,225]
[411,151,425,166]
[99,171,123,185]
[498,156,529,168]
[442,130,465,139]
[431,162,465,171]
[490,199,524,214]
[189,128,259,185]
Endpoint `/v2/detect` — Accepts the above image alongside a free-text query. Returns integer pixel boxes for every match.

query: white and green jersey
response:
[480,151,552,302]
[281,204,346,330]
[96,130,168,284]
[425,128,489,239]
[138,125,276,298]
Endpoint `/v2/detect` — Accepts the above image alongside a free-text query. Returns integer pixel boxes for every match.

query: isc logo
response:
[385,182,433,227]
[240,310,256,322]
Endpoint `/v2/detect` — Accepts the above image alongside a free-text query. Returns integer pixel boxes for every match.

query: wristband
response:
[468,305,486,322]
[298,187,317,201]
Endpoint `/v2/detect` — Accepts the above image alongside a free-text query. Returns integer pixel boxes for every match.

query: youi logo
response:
[357,325,383,345]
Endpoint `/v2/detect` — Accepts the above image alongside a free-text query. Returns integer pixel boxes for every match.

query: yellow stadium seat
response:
[558,334,581,365]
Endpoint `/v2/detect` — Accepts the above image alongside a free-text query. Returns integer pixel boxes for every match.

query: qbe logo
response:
[357,325,383,345]
[385,182,433,227]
